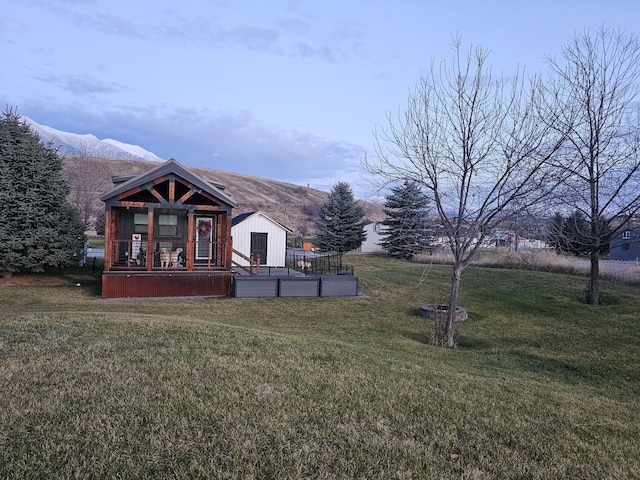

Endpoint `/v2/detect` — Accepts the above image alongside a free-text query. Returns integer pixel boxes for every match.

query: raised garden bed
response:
[320,274,358,297]
[278,275,320,297]
[233,276,279,298]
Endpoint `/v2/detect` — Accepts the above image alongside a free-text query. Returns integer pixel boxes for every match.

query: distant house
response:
[610,224,640,261]
[232,211,292,267]
[361,223,386,253]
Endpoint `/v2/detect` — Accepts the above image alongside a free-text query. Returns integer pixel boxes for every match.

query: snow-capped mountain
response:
[23,117,163,161]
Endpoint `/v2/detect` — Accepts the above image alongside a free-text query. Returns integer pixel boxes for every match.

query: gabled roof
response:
[232,211,293,233]
[100,158,237,208]
[232,211,256,226]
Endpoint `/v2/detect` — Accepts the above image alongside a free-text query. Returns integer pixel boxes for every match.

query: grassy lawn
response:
[87,236,105,249]
[1,255,639,479]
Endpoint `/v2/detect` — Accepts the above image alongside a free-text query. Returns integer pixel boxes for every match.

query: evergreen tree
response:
[547,211,610,256]
[547,212,567,252]
[379,180,432,259]
[0,108,86,274]
[95,209,106,236]
[315,182,366,256]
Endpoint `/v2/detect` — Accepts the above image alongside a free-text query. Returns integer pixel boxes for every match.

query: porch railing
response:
[109,240,147,268]
[231,249,261,275]
[107,240,227,270]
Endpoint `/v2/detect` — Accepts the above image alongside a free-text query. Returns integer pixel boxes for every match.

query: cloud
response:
[83,13,281,50]
[7,98,372,196]
[293,42,336,62]
[87,12,150,39]
[33,74,125,97]
[26,1,359,62]
[278,17,311,35]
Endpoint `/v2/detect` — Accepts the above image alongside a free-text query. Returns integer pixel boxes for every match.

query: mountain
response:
[63,156,384,236]
[24,117,162,161]
[24,119,383,234]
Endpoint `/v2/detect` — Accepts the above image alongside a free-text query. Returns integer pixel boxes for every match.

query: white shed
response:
[232,211,292,267]
[361,222,386,253]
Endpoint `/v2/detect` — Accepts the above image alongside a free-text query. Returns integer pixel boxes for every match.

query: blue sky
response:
[2,0,639,199]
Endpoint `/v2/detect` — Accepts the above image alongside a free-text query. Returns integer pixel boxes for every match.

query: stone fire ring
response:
[418,304,468,322]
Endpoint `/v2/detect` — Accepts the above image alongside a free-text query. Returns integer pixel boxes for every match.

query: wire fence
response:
[286,251,354,276]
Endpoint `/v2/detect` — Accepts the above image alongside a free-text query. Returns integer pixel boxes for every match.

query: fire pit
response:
[418,304,468,322]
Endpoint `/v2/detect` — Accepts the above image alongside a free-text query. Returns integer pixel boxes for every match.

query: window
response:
[134,213,148,234]
[623,230,631,239]
[158,214,178,236]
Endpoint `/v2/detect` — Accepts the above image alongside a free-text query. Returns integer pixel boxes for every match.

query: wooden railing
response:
[232,249,261,275]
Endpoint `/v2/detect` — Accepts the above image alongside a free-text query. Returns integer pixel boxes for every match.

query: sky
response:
[2,0,639,199]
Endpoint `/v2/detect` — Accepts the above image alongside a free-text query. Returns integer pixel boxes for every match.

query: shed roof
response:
[232,211,292,233]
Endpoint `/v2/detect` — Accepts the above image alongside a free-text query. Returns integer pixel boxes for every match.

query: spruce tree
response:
[0,108,85,274]
[547,211,610,257]
[315,182,366,256]
[380,180,432,259]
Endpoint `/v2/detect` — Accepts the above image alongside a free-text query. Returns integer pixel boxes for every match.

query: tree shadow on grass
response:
[455,337,634,393]
[406,331,432,345]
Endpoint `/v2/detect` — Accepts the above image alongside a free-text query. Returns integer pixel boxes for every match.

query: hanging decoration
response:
[197,220,212,237]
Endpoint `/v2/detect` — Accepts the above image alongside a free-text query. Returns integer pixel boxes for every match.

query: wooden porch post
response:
[146,210,154,271]
[104,209,112,271]
[186,211,195,271]
[224,213,233,269]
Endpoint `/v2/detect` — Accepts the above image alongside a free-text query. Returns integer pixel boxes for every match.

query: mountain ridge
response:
[24,118,383,234]
[63,156,384,236]
[24,117,162,161]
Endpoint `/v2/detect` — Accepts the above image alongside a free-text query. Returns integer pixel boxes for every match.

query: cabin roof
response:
[100,158,237,207]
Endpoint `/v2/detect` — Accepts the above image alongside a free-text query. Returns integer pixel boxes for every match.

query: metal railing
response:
[286,251,354,276]
[108,240,226,270]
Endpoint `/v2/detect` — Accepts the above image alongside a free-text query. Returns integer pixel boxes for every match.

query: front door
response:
[250,232,267,265]
[196,217,215,261]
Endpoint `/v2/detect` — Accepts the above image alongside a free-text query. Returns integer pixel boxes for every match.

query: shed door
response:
[251,232,268,265]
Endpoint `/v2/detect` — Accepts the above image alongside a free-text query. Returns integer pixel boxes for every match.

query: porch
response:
[100,159,238,298]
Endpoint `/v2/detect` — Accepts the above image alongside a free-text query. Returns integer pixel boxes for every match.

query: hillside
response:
[63,156,384,236]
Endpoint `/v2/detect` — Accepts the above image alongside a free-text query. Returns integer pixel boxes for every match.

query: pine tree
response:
[95,209,106,236]
[0,108,86,274]
[547,212,567,252]
[547,211,610,256]
[315,182,366,256]
[380,180,432,259]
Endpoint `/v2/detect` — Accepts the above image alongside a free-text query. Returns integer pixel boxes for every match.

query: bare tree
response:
[64,151,111,228]
[365,39,565,347]
[546,27,640,305]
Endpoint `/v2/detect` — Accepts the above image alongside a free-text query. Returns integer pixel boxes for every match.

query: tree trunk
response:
[446,262,463,348]
[587,247,600,305]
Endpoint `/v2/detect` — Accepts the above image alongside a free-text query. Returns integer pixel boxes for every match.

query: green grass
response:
[1,255,639,479]
[87,236,105,249]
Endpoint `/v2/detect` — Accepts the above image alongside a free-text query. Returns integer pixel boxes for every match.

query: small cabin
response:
[232,211,292,268]
[100,159,237,298]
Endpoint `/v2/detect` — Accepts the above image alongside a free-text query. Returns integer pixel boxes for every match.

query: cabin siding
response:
[102,272,232,298]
